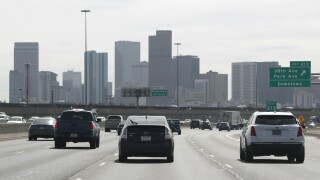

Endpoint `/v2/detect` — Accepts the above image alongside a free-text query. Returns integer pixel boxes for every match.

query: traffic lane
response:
[69,129,236,180]
[190,129,320,180]
[0,132,119,180]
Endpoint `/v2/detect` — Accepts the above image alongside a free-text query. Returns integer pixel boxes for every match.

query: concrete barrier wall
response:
[0,123,31,134]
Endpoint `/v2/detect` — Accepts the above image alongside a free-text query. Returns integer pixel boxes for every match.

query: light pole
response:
[174,43,181,119]
[25,63,31,105]
[81,10,90,52]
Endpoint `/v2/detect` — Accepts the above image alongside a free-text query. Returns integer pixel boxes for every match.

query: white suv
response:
[240,111,305,163]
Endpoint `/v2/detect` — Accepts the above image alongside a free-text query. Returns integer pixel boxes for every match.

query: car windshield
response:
[60,112,93,121]
[9,117,21,121]
[108,116,121,120]
[255,115,297,125]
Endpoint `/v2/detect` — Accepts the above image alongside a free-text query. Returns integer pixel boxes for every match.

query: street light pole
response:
[19,88,23,102]
[81,10,90,52]
[25,63,31,105]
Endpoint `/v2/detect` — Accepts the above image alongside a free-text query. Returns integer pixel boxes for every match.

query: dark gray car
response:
[28,117,56,140]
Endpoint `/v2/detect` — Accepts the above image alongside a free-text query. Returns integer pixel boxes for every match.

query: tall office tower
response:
[201,71,228,103]
[232,62,257,105]
[148,30,174,106]
[39,71,60,103]
[84,51,108,105]
[9,42,39,103]
[114,41,140,105]
[173,55,200,89]
[63,70,82,104]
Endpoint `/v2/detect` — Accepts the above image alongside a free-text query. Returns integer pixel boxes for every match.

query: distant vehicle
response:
[240,111,305,163]
[308,121,316,128]
[54,109,100,149]
[202,119,213,130]
[118,116,174,162]
[7,116,26,123]
[29,116,40,121]
[28,117,56,140]
[219,122,230,131]
[117,119,127,136]
[190,119,203,129]
[220,111,241,130]
[167,119,181,135]
[0,112,10,122]
[105,115,123,132]
[96,116,106,122]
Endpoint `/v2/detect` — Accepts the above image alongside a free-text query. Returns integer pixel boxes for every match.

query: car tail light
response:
[165,127,172,139]
[121,127,127,139]
[89,122,94,129]
[297,126,303,137]
[55,121,59,129]
[250,126,256,136]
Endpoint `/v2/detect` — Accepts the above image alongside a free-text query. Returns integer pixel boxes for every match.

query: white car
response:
[7,116,26,124]
[0,112,10,122]
[240,111,305,163]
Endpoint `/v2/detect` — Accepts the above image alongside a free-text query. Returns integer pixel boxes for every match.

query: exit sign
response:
[266,101,277,112]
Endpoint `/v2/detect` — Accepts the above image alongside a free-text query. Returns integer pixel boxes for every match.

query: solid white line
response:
[226,134,240,142]
[225,164,233,168]
[114,153,119,156]
[16,151,25,154]
[199,149,204,151]
[210,155,215,158]
[100,162,106,166]
[76,178,82,180]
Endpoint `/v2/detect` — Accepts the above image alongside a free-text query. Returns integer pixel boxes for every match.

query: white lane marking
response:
[225,164,233,168]
[114,153,119,156]
[226,134,240,142]
[210,155,215,158]
[76,178,82,180]
[100,162,106,166]
[199,149,204,151]
[16,151,25,154]
[191,142,194,144]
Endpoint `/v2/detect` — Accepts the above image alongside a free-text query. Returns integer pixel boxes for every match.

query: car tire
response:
[90,138,97,149]
[219,129,221,131]
[96,136,100,148]
[296,147,305,163]
[105,128,110,132]
[28,137,32,141]
[178,131,181,135]
[119,154,127,162]
[33,137,37,141]
[245,141,253,162]
[287,154,295,161]
[240,146,245,161]
[55,139,62,149]
[167,155,174,163]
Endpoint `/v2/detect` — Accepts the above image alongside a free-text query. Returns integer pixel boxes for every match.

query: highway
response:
[1,128,320,180]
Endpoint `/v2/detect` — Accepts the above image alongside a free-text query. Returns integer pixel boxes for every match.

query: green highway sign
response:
[290,61,311,68]
[266,101,277,112]
[151,89,168,96]
[269,67,311,87]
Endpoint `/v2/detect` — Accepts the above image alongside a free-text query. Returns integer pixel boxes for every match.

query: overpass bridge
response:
[1,103,319,122]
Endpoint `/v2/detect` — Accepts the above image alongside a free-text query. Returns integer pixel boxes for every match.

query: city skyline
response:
[1,0,320,101]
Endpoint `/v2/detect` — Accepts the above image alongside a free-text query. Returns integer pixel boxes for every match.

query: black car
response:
[219,122,230,131]
[28,117,56,140]
[202,120,213,130]
[167,119,181,135]
[190,119,203,129]
[54,109,100,149]
[118,116,174,162]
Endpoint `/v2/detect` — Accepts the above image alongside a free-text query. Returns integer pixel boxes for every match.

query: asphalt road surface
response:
[1,128,320,180]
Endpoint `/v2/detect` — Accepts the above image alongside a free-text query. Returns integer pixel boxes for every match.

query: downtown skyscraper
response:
[9,42,39,103]
[84,51,108,105]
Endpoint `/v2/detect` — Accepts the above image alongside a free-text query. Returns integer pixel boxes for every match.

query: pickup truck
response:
[54,109,100,149]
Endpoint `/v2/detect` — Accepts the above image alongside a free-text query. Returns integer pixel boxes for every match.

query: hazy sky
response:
[1,0,320,101]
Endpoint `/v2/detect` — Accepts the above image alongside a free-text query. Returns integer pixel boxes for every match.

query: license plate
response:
[272,130,281,135]
[70,133,78,138]
[141,136,151,141]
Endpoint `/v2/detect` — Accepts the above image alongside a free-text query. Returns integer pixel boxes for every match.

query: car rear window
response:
[32,118,55,125]
[60,112,93,121]
[255,115,297,125]
[107,116,121,120]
